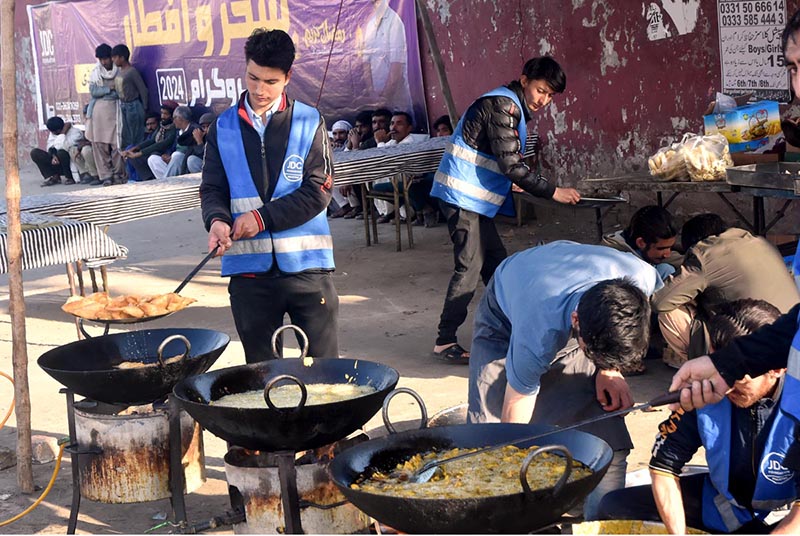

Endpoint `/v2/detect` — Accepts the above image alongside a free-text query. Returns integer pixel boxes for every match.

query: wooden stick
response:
[1,0,34,493]
[415,0,459,125]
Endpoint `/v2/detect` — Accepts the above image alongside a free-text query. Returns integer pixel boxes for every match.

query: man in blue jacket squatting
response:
[429,57,581,364]
[467,241,661,519]
[200,29,338,362]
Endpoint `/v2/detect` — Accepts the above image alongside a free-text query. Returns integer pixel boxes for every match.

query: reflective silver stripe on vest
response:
[788,347,800,380]
[752,498,794,511]
[231,196,264,213]
[273,234,334,253]
[447,142,502,175]
[226,238,273,256]
[713,492,743,532]
[434,171,507,207]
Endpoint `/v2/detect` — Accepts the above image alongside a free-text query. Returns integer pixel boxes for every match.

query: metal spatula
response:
[405,391,681,484]
[174,245,219,294]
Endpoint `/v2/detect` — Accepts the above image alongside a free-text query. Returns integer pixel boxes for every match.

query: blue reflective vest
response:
[697,391,798,532]
[216,100,335,276]
[430,86,524,217]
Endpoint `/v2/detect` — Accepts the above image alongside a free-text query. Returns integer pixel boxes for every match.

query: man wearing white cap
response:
[330,119,357,218]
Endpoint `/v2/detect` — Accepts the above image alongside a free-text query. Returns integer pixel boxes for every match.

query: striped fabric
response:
[0,214,127,274]
[0,132,539,230]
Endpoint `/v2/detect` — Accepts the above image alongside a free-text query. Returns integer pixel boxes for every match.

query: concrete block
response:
[31,435,58,465]
[0,446,16,470]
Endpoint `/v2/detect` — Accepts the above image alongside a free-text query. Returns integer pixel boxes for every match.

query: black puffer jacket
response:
[459,81,555,198]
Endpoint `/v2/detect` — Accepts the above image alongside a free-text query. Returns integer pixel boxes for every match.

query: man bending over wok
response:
[467,241,660,519]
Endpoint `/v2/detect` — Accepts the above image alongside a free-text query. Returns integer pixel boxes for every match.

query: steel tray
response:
[726,162,800,194]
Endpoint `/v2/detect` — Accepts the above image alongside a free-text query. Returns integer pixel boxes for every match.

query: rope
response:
[0,371,14,430]
[315,0,346,108]
[0,442,67,527]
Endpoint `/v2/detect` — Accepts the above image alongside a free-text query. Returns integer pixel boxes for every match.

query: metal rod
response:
[63,389,81,535]
[393,176,401,252]
[662,192,680,208]
[715,192,755,233]
[402,175,414,249]
[361,185,371,246]
[168,396,188,528]
[763,199,794,234]
[276,451,304,534]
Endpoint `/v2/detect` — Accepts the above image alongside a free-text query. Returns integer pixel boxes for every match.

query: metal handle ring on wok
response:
[271,324,309,359]
[381,387,428,434]
[263,374,308,411]
[520,444,574,498]
[156,334,192,367]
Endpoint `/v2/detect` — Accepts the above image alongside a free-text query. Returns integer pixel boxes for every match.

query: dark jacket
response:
[135,122,177,157]
[650,383,788,507]
[458,81,555,198]
[200,92,333,233]
[175,123,199,153]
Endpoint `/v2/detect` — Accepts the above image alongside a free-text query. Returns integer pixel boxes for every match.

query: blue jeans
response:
[119,100,145,149]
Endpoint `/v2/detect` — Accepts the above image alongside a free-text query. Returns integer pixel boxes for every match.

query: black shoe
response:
[80,174,96,184]
[102,178,113,187]
[64,177,76,185]
[343,206,363,219]
[90,178,103,186]
[41,175,61,187]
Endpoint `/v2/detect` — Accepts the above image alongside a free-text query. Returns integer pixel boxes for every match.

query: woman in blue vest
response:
[601,299,800,533]
[200,29,338,363]
[429,57,581,363]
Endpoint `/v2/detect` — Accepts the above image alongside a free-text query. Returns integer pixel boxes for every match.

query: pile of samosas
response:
[62,292,196,321]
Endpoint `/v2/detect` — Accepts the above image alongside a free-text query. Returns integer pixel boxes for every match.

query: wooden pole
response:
[1,0,35,493]
[415,0,459,125]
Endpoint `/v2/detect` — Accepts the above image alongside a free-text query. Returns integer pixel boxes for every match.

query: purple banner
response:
[27,0,428,131]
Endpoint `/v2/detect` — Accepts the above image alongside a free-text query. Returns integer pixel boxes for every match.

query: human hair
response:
[707,299,780,351]
[681,213,728,251]
[392,111,413,126]
[355,110,374,127]
[110,44,130,61]
[625,205,677,246]
[576,279,651,371]
[244,28,295,73]
[95,43,112,59]
[522,56,566,93]
[173,106,192,122]
[373,108,392,121]
[782,9,800,55]
[433,114,452,133]
[45,116,64,133]
[146,112,160,122]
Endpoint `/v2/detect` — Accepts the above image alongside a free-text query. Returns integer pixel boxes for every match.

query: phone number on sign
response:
[719,1,785,26]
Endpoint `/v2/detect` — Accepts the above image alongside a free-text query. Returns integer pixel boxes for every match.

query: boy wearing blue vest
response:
[200,29,338,363]
[429,57,581,364]
[601,299,800,534]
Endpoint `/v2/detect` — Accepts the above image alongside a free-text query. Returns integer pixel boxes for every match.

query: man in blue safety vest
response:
[429,57,581,364]
[200,28,338,363]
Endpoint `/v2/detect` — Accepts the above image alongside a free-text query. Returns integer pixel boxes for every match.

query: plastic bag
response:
[683,133,733,182]
[647,134,691,182]
[713,92,737,114]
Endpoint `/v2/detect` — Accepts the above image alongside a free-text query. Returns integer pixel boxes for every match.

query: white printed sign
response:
[718,0,791,101]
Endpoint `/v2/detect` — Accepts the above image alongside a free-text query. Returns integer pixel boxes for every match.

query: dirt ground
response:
[0,166,694,534]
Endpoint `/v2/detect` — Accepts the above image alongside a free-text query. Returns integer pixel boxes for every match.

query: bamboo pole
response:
[1,0,34,493]
[415,0,459,125]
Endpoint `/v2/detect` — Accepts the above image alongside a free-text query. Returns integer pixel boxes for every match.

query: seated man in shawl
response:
[120,101,178,183]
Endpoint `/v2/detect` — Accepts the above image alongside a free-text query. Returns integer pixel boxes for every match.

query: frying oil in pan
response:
[213,384,376,408]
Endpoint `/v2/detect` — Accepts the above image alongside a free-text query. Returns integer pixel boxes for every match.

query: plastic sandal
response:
[433,343,470,364]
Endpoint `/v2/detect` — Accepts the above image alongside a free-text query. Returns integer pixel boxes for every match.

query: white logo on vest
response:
[760,452,794,485]
[283,154,304,182]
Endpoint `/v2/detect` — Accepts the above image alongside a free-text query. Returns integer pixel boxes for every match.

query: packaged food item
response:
[683,134,733,182]
[648,141,688,182]
[703,100,782,153]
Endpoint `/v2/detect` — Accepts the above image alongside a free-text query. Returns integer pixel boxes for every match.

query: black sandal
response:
[433,344,470,364]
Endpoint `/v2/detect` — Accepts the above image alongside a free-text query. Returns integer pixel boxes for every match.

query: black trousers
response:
[30,148,72,180]
[597,473,774,534]
[435,201,507,346]
[228,272,339,363]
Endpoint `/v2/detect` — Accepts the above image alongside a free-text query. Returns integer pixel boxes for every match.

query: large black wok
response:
[38,328,230,406]
[172,357,400,451]
[329,423,612,534]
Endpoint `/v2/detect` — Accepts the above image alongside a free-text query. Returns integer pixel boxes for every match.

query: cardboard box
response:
[703,101,783,153]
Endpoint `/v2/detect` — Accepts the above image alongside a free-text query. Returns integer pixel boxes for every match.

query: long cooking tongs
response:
[406,391,681,484]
